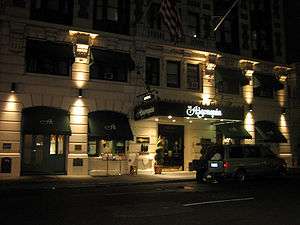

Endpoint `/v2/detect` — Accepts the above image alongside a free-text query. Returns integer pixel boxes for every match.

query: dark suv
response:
[196,145,287,182]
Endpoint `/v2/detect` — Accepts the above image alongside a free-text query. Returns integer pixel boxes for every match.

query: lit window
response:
[50,135,56,155]
[57,135,64,155]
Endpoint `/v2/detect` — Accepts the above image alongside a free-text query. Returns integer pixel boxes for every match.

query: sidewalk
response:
[0,171,196,192]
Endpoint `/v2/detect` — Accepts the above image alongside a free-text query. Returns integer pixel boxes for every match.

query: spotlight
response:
[78,89,83,98]
[248,104,253,112]
[10,82,16,93]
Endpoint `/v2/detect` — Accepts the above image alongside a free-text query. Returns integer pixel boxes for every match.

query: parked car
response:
[196,144,287,183]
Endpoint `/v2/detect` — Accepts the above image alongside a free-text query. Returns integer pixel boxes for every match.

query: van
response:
[196,144,287,182]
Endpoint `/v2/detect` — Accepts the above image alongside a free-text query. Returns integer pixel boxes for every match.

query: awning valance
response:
[90,48,135,71]
[255,120,287,143]
[88,111,134,140]
[215,67,249,86]
[217,122,252,139]
[253,72,284,91]
[22,106,71,135]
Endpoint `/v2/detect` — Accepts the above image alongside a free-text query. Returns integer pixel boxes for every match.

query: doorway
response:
[22,134,67,175]
[158,124,184,169]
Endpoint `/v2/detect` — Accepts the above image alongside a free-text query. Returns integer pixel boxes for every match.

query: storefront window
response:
[88,138,125,158]
[57,135,64,155]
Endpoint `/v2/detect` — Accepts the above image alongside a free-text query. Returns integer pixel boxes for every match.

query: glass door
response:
[22,134,46,174]
[158,124,184,169]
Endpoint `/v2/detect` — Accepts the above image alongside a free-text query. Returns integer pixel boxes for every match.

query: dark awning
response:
[26,39,74,60]
[217,122,252,139]
[91,48,135,71]
[215,67,249,86]
[88,111,134,140]
[255,120,287,143]
[22,106,71,135]
[253,72,284,91]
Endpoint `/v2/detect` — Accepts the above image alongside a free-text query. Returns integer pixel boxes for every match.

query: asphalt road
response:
[1,176,300,225]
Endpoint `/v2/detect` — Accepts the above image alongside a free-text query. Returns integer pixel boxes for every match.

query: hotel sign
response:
[186,105,222,118]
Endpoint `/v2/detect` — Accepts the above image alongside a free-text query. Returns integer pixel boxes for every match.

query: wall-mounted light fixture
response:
[10,82,16,93]
[281,107,286,115]
[248,103,253,112]
[78,89,83,98]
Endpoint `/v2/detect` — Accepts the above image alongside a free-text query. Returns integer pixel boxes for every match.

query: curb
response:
[0,178,196,194]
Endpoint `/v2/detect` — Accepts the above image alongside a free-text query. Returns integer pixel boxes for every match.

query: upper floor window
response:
[95,0,118,21]
[145,57,160,86]
[187,64,200,90]
[188,12,200,38]
[25,39,74,76]
[93,0,130,35]
[167,61,180,88]
[217,79,240,95]
[90,48,135,83]
[30,0,74,25]
[147,3,161,30]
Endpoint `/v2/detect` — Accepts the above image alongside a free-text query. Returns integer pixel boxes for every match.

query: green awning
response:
[255,120,287,143]
[217,122,252,139]
[215,67,249,86]
[253,72,284,91]
[22,106,71,135]
[26,39,74,60]
[89,111,134,140]
[90,48,135,71]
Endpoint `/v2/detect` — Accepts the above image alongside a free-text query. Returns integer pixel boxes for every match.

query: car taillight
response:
[223,161,230,169]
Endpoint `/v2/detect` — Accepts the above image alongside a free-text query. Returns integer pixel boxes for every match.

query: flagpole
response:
[213,0,240,32]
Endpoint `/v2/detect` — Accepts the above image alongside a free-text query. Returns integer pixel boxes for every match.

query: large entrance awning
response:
[217,122,252,139]
[88,111,134,140]
[255,120,287,143]
[22,106,71,135]
[134,100,244,121]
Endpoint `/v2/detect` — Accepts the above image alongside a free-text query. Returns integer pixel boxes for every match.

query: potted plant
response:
[154,135,164,174]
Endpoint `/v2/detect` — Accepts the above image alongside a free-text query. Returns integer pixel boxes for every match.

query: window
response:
[88,139,125,157]
[254,87,273,98]
[147,3,161,29]
[187,64,200,90]
[217,79,240,95]
[188,12,200,38]
[93,0,130,35]
[30,0,74,25]
[25,39,74,76]
[95,0,118,21]
[229,146,244,158]
[167,61,180,88]
[49,135,65,155]
[244,146,261,158]
[146,57,160,86]
[90,62,127,82]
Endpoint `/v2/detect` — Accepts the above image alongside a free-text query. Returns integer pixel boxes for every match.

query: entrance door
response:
[158,124,184,169]
[22,134,66,175]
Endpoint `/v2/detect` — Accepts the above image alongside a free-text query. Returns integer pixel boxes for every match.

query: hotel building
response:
[0,0,294,177]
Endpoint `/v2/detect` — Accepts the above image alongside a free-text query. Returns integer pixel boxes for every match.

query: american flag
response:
[160,0,183,40]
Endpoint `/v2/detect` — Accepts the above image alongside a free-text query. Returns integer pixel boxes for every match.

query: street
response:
[1,176,300,225]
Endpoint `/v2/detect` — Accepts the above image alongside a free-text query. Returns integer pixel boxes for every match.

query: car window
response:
[244,146,261,158]
[229,146,244,158]
[260,146,276,157]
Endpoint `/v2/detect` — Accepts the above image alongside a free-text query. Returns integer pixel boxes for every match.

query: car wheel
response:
[235,169,246,183]
[277,166,287,177]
